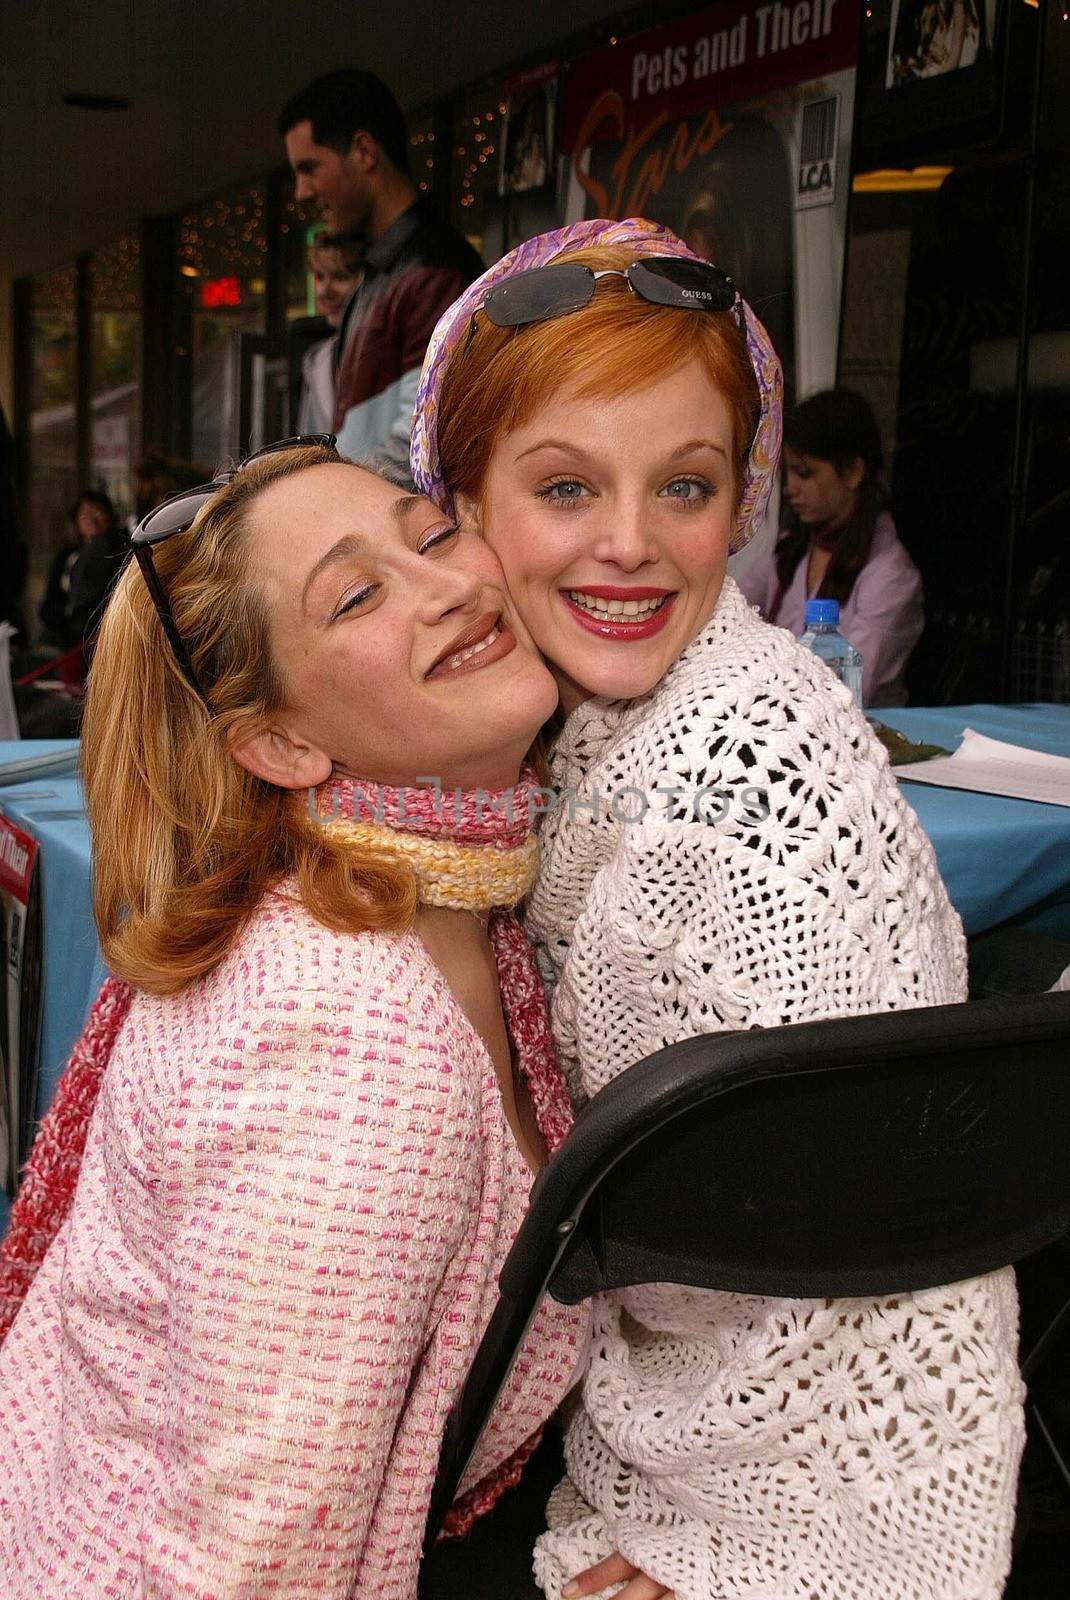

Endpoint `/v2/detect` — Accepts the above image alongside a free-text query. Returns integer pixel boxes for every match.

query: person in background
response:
[128,458,208,534]
[296,232,364,433]
[738,388,923,707]
[39,490,127,652]
[280,69,483,480]
[0,403,27,642]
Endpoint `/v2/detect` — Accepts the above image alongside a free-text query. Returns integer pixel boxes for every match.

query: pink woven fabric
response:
[0,976,132,1343]
[331,768,545,848]
[0,887,586,1592]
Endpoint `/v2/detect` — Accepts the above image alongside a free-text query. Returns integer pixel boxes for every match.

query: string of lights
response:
[178,186,267,289]
[454,100,506,211]
[87,234,140,312]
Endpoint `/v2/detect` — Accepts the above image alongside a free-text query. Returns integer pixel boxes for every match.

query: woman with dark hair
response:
[39,489,127,650]
[738,388,923,706]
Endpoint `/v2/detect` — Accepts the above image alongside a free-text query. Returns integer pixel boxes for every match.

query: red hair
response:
[436,243,760,506]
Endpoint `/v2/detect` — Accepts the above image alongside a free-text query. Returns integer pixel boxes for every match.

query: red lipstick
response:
[560,589,677,642]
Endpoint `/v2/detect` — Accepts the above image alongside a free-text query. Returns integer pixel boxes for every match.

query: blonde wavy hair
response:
[82,446,417,996]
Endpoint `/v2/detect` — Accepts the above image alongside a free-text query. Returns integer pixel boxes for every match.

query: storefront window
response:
[28,267,78,591]
[179,184,267,470]
[88,233,140,517]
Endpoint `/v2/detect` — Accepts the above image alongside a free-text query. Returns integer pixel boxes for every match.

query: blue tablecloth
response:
[0,710,1067,1237]
[0,740,104,1236]
[875,704,1070,941]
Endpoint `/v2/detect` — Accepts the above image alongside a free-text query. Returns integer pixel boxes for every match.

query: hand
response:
[562,1552,673,1599]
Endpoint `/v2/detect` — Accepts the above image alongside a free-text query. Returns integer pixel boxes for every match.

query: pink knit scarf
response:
[330,770,538,845]
[0,773,571,1538]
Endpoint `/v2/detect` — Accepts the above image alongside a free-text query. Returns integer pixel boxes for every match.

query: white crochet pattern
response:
[526,579,1025,1600]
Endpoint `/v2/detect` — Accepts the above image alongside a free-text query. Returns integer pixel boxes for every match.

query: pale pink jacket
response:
[737,512,924,708]
[0,892,587,1598]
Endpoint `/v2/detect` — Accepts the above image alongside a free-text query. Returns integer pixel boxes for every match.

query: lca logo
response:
[798,159,834,199]
[796,95,839,211]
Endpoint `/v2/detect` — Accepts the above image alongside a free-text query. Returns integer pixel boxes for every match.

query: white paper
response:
[892,728,1070,808]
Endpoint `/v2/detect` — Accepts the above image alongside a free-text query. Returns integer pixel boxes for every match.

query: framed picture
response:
[499,64,559,198]
[857,0,1008,166]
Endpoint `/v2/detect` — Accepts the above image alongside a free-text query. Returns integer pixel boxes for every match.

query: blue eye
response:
[537,479,589,507]
[660,477,713,503]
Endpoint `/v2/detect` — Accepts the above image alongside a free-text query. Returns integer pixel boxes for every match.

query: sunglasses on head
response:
[129,433,338,705]
[473,255,742,337]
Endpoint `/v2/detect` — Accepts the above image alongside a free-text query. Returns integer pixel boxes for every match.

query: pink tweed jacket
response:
[0,891,588,1598]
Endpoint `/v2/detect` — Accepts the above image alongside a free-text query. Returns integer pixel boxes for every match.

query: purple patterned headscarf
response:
[410,216,783,554]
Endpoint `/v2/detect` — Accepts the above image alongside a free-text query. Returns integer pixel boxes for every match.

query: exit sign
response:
[200,275,242,308]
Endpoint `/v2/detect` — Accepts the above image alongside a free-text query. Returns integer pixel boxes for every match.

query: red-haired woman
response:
[0,443,586,1598]
[411,220,1024,1600]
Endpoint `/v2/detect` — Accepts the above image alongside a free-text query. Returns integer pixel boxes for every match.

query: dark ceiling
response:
[0,0,621,280]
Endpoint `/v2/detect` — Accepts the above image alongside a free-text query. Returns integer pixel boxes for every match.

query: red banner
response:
[0,816,36,902]
[0,814,39,1193]
[561,0,858,153]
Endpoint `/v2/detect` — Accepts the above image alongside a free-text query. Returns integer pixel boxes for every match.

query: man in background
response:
[280,69,483,480]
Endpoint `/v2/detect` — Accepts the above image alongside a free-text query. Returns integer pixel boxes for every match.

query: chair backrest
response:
[425,992,1070,1546]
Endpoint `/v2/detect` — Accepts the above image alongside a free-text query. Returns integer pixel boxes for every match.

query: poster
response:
[0,815,41,1195]
[885,0,996,87]
[856,0,1005,165]
[479,63,564,261]
[559,0,860,401]
[499,61,559,196]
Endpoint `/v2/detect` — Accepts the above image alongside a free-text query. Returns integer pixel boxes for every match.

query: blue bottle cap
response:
[805,599,840,627]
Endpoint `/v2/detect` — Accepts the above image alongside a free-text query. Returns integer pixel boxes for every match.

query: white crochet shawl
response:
[527,579,1024,1600]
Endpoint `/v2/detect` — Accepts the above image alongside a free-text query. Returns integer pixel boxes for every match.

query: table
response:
[0,710,1067,1237]
[876,704,1070,941]
[0,740,105,1236]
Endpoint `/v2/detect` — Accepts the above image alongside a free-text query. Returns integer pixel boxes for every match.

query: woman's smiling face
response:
[467,360,737,716]
[243,462,558,791]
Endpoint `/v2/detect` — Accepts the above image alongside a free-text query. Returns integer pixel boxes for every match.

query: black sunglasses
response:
[475,256,742,338]
[129,433,337,705]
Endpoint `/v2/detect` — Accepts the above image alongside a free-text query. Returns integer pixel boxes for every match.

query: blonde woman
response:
[0,440,587,1599]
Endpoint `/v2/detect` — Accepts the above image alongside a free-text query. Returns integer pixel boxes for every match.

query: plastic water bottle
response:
[801,599,864,707]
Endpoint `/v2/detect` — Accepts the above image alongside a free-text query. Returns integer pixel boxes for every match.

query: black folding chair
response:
[425,991,1070,1551]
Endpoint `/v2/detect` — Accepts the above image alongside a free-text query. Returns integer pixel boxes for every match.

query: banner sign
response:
[561,0,856,153]
[0,815,41,1195]
[561,0,860,400]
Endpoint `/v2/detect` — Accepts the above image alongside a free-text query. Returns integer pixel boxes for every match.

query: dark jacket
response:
[39,542,80,642]
[333,199,482,478]
[66,525,129,643]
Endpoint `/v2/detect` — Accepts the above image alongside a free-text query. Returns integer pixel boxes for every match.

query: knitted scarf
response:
[0,771,571,1538]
